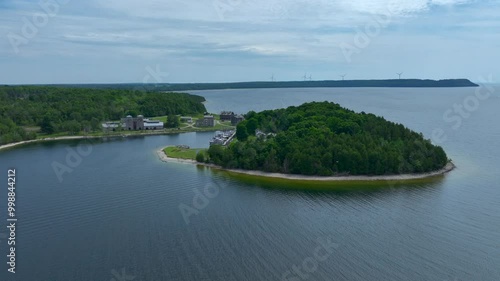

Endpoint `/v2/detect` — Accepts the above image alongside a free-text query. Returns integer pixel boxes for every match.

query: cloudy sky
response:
[1,0,499,84]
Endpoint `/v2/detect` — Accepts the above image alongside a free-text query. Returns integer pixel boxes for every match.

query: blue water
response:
[0,86,499,281]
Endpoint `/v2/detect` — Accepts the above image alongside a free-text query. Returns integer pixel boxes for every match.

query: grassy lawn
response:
[210,123,235,130]
[148,114,233,128]
[164,146,199,160]
[218,120,233,127]
[152,115,168,123]
[192,113,221,119]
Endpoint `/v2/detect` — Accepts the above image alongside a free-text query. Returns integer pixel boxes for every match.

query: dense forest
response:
[0,86,206,145]
[48,79,478,91]
[202,102,448,176]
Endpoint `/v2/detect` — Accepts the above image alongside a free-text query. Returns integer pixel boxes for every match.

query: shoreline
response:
[0,126,230,152]
[0,136,102,151]
[158,146,455,182]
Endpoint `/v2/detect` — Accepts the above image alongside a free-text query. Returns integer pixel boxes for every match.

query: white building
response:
[102,115,164,131]
[196,115,215,127]
[143,118,164,130]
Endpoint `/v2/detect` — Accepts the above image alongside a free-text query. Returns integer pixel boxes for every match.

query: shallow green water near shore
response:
[203,166,448,191]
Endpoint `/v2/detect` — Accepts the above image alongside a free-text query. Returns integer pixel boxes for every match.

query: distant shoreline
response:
[157,147,455,182]
[36,78,479,92]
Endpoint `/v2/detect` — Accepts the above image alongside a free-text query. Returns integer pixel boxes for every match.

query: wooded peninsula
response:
[199,102,449,176]
[0,86,207,145]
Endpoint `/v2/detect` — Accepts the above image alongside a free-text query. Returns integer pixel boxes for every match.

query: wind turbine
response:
[397,72,403,80]
[340,74,346,81]
[303,73,307,81]
[271,74,275,82]
[308,75,312,81]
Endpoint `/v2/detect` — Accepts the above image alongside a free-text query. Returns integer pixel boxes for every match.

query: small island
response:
[161,101,454,181]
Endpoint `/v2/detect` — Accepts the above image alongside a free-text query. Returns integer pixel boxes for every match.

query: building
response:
[122,115,144,130]
[220,111,235,121]
[231,114,245,126]
[180,116,193,123]
[209,137,225,146]
[196,115,215,127]
[119,115,163,130]
[143,118,164,130]
[102,122,121,132]
[255,129,276,139]
[209,130,236,146]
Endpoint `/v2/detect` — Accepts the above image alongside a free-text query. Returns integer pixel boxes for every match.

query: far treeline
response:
[49,79,478,91]
[201,102,448,176]
[0,86,207,145]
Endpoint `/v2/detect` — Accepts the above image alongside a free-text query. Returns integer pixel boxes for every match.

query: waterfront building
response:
[231,114,245,125]
[196,115,216,127]
[102,115,164,131]
[143,119,164,130]
[209,130,236,146]
[220,111,235,121]
[102,122,121,131]
[122,115,144,130]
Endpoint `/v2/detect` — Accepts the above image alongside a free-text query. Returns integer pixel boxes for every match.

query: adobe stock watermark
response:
[432,75,495,145]
[340,2,400,63]
[133,64,170,92]
[281,236,340,281]
[383,75,495,191]
[7,0,70,54]
[51,139,93,183]
[179,180,227,225]
[212,0,288,21]
[212,0,244,20]
[110,267,136,281]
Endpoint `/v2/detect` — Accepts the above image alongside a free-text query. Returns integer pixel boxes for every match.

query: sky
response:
[0,0,499,84]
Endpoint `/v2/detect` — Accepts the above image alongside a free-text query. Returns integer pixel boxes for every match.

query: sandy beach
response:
[156,147,200,165]
[158,146,455,181]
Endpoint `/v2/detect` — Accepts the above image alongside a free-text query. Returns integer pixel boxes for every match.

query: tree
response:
[207,145,225,165]
[90,117,101,131]
[196,150,207,163]
[246,118,258,135]
[166,114,180,128]
[213,101,448,176]
[61,120,81,135]
[263,148,280,172]
[0,86,207,145]
[40,116,55,134]
[236,123,249,141]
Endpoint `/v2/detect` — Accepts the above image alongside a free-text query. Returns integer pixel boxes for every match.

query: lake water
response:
[0,86,499,281]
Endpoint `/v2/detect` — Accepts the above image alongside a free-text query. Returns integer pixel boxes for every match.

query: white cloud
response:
[0,0,498,83]
[92,0,475,22]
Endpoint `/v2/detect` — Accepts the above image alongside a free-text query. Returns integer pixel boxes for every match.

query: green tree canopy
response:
[236,122,249,141]
[207,101,448,176]
[166,115,180,128]
[0,86,207,144]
